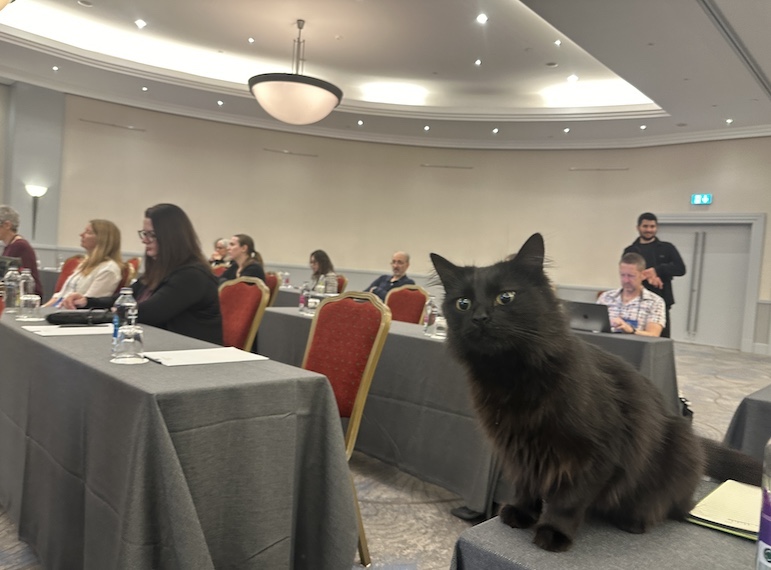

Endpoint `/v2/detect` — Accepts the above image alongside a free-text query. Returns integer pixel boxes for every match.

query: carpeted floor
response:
[2,342,770,570]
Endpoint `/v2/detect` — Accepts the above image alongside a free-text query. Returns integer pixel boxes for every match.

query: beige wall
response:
[59,95,771,299]
[0,84,8,202]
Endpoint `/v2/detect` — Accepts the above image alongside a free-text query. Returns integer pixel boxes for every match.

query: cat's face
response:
[431,233,557,356]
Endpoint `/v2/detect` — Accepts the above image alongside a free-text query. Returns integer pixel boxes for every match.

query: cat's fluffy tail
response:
[700,437,762,486]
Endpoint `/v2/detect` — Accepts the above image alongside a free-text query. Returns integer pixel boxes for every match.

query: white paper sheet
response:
[143,346,269,366]
[23,324,114,336]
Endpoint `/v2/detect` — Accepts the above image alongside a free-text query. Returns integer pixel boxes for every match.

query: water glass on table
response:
[16,294,43,322]
[110,324,147,364]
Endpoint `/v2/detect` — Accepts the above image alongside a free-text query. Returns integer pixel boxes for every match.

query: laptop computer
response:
[563,300,612,333]
[0,255,22,276]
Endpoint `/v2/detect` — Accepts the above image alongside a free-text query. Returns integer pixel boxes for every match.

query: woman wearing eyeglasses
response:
[63,204,222,344]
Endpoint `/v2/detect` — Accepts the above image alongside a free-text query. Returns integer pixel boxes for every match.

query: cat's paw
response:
[499,504,538,529]
[533,524,573,552]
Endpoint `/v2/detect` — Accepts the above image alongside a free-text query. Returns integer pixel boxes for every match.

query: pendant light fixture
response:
[248,19,343,126]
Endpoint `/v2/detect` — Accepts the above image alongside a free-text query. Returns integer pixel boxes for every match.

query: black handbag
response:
[46,309,114,325]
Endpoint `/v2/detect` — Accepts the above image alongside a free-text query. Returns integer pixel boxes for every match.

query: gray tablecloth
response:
[258,307,681,515]
[274,287,301,308]
[724,383,771,462]
[0,313,358,570]
[451,481,755,570]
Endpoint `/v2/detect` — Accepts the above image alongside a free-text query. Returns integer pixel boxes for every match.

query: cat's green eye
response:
[456,298,472,311]
[495,291,516,305]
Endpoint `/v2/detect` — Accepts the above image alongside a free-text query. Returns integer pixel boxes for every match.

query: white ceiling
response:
[0,0,770,149]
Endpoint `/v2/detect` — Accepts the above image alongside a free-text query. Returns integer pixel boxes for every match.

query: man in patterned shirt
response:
[596,252,666,337]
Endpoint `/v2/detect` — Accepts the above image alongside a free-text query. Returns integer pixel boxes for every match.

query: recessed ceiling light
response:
[563,127,570,134]
[248,37,255,44]
[476,13,488,24]
[640,125,647,130]
[546,62,558,68]
[217,100,224,106]
[492,128,499,135]
[567,74,578,83]
[52,66,59,72]
[424,125,430,132]
[77,0,93,7]
[357,120,364,126]
[725,118,734,125]
[554,40,562,47]
[141,86,148,92]
[474,59,482,66]
[135,19,147,30]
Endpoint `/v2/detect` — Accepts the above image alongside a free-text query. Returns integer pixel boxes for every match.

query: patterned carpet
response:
[2,342,770,570]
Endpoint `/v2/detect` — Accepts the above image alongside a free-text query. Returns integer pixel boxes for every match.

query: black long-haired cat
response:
[431,233,761,552]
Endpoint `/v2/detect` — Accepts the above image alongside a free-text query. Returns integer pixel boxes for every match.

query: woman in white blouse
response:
[44,220,124,307]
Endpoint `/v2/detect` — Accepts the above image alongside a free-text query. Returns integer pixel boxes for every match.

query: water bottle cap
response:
[120,287,132,293]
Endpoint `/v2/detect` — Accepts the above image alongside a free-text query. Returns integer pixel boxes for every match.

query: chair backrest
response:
[384,284,430,324]
[264,271,281,306]
[218,277,270,351]
[112,263,136,295]
[126,257,141,275]
[302,292,391,459]
[336,274,348,294]
[212,265,228,277]
[54,255,85,293]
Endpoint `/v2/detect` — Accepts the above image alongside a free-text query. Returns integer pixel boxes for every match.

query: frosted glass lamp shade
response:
[249,73,343,125]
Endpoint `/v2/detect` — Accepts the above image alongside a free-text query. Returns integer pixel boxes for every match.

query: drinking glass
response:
[282,272,291,288]
[17,294,43,321]
[432,316,448,339]
[110,324,147,364]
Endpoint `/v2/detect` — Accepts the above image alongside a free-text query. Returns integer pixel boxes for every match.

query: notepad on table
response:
[143,346,268,366]
[686,479,761,541]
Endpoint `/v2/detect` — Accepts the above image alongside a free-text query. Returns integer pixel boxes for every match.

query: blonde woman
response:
[45,220,124,307]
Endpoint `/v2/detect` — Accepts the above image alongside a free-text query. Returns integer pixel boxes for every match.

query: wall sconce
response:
[25,185,48,239]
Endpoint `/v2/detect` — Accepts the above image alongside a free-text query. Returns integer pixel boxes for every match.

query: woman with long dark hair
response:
[309,249,337,293]
[219,234,265,283]
[64,204,222,344]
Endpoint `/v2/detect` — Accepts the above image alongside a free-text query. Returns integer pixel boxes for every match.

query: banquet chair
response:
[212,265,228,277]
[218,277,270,351]
[54,255,84,294]
[126,256,141,276]
[384,284,430,324]
[301,292,391,567]
[264,271,281,306]
[112,262,136,295]
[336,274,348,294]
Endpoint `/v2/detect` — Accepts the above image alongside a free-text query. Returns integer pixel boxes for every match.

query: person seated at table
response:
[209,237,229,267]
[63,203,222,344]
[219,234,266,283]
[309,249,338,293]
[44,220,123,307]
[596,252,666,337]
[0,204,43,297]
[365,251,415,301]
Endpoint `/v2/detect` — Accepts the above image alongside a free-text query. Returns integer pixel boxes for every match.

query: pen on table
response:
[53,296,64,308]
[144,355,164,365]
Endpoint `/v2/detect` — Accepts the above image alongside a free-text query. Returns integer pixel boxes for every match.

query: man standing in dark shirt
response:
[623,212,686,338]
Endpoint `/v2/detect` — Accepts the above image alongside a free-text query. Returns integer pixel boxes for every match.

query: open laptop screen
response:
[563,300,612,333]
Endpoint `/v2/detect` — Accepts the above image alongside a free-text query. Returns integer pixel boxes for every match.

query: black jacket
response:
[88,263,222,345]
[623,238,686,307]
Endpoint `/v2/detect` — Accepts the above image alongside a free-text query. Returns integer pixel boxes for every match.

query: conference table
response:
[258,307,681,516]
[451,480,755,570]
[724,383,771,462]
[0,312,358,570]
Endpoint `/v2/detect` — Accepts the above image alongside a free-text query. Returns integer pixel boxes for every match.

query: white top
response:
[52,259,123,301]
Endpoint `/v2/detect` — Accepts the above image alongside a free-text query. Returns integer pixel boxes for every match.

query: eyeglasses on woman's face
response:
[137,230,157,242]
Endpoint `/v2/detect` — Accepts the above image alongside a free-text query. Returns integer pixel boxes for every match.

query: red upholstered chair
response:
[301,292,391,567]
[212,265,228,277]
[218,277,270,351]
[54,255,84,294]
[264,271,281,306]
[384,284,430,324]
[126,257,141,276]
[112,263,136,295]
[336,274,348,294]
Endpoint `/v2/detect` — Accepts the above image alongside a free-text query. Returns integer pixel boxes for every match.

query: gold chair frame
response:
[384,284,430,324]
[218,276,270,351]
[301,291,392,567]
[264,271,281,307]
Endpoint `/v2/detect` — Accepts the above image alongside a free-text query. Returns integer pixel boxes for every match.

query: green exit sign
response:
[691,194,713,205]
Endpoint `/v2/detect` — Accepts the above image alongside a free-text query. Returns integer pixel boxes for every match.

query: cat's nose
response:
[472,312,490,325]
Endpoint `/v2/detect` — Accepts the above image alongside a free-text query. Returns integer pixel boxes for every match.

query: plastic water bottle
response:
[112,287,138,352]
[298,283,309,313]
[3,267,21,313]
[423,296,438,336]
[19,268,35,297]
[758,438,771,569]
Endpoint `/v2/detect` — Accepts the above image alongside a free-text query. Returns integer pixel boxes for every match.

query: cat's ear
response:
[430,253,462,289]
[511,233,545,270]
